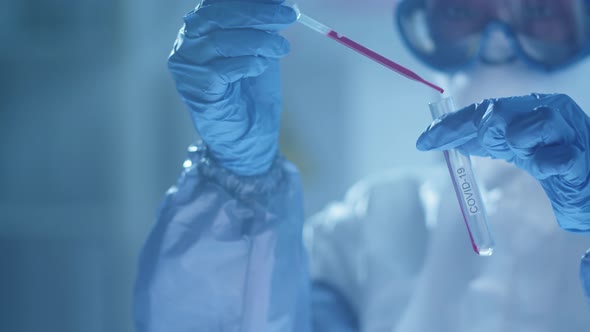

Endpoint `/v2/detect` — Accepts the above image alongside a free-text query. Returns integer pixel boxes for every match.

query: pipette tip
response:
[421,80,444,94]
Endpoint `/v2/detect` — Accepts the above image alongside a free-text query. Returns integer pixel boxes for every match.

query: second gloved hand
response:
[416,93,590,233]
[168,0,297,176]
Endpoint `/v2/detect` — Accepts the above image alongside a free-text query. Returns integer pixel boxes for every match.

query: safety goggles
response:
[395,0,590,71]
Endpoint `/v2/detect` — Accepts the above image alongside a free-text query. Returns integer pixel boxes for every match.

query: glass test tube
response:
[429,97,495,256]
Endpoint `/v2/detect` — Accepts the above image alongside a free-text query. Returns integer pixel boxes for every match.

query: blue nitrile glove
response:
[416,94,590,233]
[168,0,297,176]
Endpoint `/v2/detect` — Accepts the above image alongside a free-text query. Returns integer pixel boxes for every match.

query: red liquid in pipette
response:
[326,30,444,94]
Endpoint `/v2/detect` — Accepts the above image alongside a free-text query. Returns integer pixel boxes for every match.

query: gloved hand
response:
[168,0,297,176]
[416,93,590,233]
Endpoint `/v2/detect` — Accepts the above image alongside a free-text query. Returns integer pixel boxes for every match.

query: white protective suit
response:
[306,60,590,331]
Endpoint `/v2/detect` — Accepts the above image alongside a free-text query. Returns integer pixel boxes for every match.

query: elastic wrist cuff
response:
[182,141,290,198]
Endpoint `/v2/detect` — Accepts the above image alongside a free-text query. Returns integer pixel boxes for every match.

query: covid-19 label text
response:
[456,167,480,215]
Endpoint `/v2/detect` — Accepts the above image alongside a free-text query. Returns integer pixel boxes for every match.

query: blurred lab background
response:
[0,0,437,331]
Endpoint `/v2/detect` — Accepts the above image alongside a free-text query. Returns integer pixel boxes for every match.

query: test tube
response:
[429,97,495,256]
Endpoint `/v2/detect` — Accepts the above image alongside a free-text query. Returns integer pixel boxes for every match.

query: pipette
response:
[429,97,495,256]
[289,4,444,94]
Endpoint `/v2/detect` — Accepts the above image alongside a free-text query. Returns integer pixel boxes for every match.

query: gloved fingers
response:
[545,144,589,186]
[416,101,489,151]
[505,106,576,159]
[521,144,579,179]
[417,94,554,153]
[183,2,297,38]
[474,95,562,159]
[477,114,520,161]
[454,138,493,158]
[170,56,271,101]
[177,29,290,65]
[417,95,563,158]
[213,56,274,84]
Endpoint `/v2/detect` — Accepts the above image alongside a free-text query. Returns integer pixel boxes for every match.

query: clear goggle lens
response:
[396,0,590,71]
